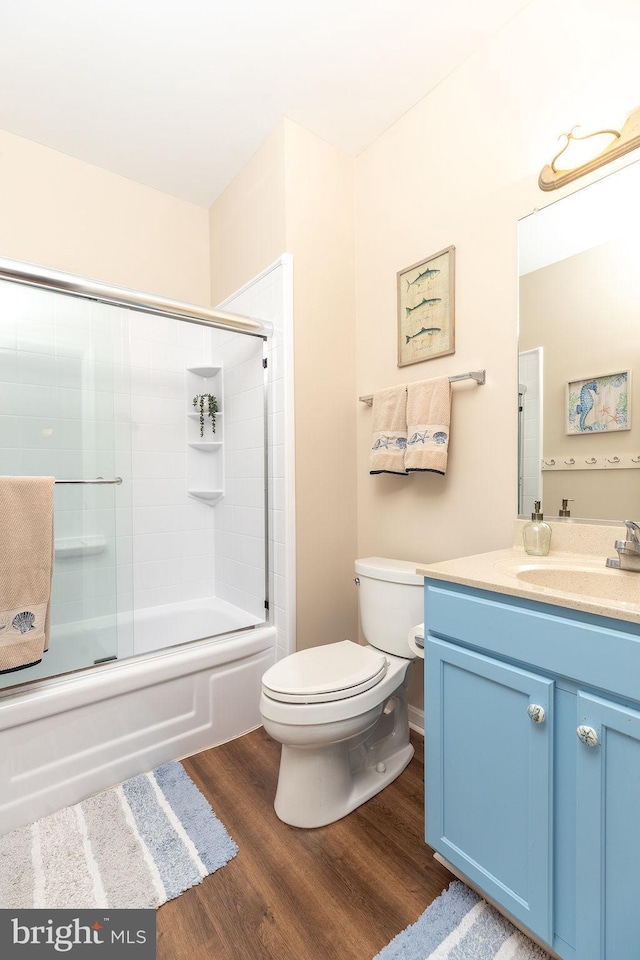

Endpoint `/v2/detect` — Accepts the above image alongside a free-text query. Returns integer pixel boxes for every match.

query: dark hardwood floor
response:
[157,727,452,960]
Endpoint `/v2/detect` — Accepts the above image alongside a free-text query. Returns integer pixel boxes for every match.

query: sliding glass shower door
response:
[0,279,131,688]
[0,262,270,693]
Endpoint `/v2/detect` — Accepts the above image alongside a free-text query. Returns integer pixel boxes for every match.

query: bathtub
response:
[0,618,276,834]
[133,596,263,655]
[0,597,265,694]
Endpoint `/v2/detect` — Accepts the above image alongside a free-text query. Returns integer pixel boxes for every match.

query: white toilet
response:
[260,557,424,828]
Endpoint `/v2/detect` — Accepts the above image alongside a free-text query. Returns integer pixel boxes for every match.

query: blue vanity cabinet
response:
[575,692,640,960]
[425,636,554,943]
[423,578,640,960]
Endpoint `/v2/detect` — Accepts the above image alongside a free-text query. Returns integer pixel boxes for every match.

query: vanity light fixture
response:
[538,106,640,191]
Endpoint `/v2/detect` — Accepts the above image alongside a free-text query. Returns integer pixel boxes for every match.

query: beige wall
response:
[209,119,358,650]
[520,241,640,520]
[283,120,357,650]
[355,0,640,562]
[0,130,210,302]
[354,0,640,708]
[209,0,640,709]
[209,123,287,305]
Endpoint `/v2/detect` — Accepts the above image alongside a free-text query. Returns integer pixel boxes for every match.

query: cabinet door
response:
[425,637,554,943]
[576,692,640,960]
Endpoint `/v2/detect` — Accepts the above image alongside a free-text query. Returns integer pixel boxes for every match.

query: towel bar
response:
[359,369,485,405]
[54,477,123,485]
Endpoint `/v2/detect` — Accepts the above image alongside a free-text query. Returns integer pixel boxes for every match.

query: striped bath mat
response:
[375,882,552,959]
[0,762,238,909]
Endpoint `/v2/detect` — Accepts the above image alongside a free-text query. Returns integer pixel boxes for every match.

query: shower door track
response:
[0,256,273,339]
[55,478,123,485]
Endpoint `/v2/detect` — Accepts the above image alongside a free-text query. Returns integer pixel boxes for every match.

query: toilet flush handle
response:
[354,577,360,586]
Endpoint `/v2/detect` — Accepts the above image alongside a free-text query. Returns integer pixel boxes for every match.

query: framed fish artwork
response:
[397,245,455,367]
[566,370,631,434]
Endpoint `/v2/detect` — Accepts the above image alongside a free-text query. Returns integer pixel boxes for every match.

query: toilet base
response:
[274,739,414,828]
[271,687,415,828]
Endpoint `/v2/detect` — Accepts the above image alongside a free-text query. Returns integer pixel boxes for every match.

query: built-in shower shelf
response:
[54,535,107,559]
[188,441,222,451]
[186,362,224,506]
[187,365,221,378]
[188,489,224,504]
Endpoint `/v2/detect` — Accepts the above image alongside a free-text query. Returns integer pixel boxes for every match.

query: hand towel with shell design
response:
[0,477,55,672]
[405,377,452,475]
[369,385,408,475]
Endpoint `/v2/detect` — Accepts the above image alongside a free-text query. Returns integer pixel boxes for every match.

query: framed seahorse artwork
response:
[397,246,455,368]
[566,370,631,434]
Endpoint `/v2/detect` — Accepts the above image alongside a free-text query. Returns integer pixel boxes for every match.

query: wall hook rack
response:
[542,454,640,471]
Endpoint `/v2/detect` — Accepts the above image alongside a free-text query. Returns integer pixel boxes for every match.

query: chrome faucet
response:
[606,521,640,571]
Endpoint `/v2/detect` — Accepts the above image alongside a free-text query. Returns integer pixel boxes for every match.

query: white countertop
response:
[416,520,640,626]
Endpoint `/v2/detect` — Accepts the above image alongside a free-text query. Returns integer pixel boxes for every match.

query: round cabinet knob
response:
[527,703,546,724]
[576,725,600,747]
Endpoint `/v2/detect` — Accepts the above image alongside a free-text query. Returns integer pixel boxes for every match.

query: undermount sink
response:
[493,556,640,604]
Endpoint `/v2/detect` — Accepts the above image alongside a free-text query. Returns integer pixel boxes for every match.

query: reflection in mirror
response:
[518,158,640,523]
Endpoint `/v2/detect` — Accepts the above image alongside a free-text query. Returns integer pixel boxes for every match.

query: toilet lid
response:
[262,640,388,704]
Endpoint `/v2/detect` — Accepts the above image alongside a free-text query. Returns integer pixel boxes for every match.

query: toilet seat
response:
[262,639,389,704]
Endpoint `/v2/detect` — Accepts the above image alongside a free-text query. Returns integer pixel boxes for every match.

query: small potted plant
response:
[192,393,218,437]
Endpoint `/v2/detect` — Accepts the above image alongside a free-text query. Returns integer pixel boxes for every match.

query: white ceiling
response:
[0,0,531,207]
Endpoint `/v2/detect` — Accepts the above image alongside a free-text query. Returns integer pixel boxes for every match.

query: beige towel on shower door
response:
[405,378,452,475]
[0,476,55,673]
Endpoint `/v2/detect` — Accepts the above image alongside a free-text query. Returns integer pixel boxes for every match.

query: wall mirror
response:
[518,157,640,523]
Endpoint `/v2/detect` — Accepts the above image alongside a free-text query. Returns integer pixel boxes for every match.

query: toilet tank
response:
[355,557,424,658]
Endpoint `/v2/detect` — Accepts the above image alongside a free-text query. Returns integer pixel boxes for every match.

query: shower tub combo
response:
[0,258,278,834]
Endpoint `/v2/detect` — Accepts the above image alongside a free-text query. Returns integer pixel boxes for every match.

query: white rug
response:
[375,882,552,960]
[0,762,238,909]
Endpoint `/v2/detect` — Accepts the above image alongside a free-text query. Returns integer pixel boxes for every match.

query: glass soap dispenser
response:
[523,501,552,556]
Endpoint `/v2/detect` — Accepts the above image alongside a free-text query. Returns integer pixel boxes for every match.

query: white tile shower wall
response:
[519,348,543,517]
[216,256,294,659]
[205,330,265,619]
[125,309,216,612]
